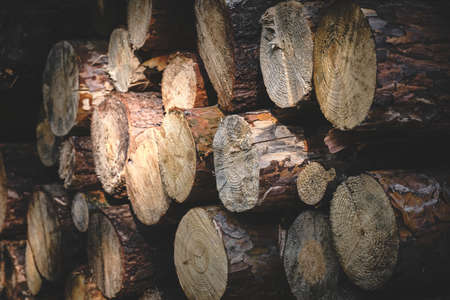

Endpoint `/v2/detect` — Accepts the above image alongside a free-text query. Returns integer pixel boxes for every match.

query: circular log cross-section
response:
[71,192,91,233]
[314,0,376,130]
[213,111,307,212]
[42,40,112,136]
[174,206,291,300]
[330,174,399,290]
[296,162,336,206]
[36,114,62,167]
[25,241,42,296]
[158,107,223,204]
[283,211,340,300]
[161,52,208,112]
[65,265,106,300]
[127,0,153,51]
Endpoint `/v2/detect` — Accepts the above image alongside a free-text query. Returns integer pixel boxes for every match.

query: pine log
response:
[260,1,331,108]
[3,241,35,299]
[65,265,106,300]
[330,171,450,291]
[27,184,83,281]
[314,0,450,130]
[161,52,208,112]
[158,106,223,204]
[42,40,113,136]
[174,206,293,300]
[195,0,282,113]
[59,136,99,190]
[91,91,163,197]
[90,0,127,37]
[25,241,42,296]
[71,191,101,233]
[36,108,62,167]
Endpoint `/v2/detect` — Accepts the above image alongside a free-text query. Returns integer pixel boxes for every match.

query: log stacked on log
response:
[64,265,106,300]
[36,108,62,168]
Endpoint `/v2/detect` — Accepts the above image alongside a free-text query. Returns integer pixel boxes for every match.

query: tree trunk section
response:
[314,0,450,130]
[174,206,293,300]
[36,108,62,167]
[65,265,106,300]
[91,91,163,197]
[161,52,208,112]
[59,136,99,190]
[42,40,113,136]
[25,241,42,296]
[27,184,83,281]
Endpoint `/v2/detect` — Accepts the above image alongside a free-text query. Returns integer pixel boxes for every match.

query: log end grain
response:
[71,193,90,233]
[25,241,42,296]
[297,162,336,206]
[313,0,376,130]
[65,266,106,300]
[127,0,153,50]
[36,117,61,167]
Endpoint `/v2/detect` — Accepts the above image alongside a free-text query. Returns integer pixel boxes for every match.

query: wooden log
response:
[90,0,127,37]
[0,242,4,294]
[330,171,450,291]
[3,241,34,299]
[161,52,208,112]
[59,136,99,190]
[91,91,163,197]
[174,206,293,300]
[195,0,282,113]
[25,241,42,296]
[260,1,331,108]
[42,40,113,136]
[158,106,223,204]
[65,265,106,300]
[27,184,83,281]
[314,0,450,130]
[36,108,62,167]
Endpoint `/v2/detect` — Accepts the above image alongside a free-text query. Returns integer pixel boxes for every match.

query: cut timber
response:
[0,242,5,293]
[27,184,83,281]
[283,211,340,300]
[87,204,157,298]
[3,241,34,299]
[213,111,308,212]
[90,0,127,37]
[91,91,163,197]
[36,109,62,167]
[161,52,208,112]
[42,40,112,136]
[174,206,292,300]
[65,265,106,300]
[158,106,224,203]
[314,0,450,130]
[25,241,42,296]
[260,1,331,108]
[59,136,99,190]
[195,0,280,112]
[297,162,336,206]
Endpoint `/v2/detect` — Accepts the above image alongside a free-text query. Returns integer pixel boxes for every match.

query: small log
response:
[174,206,293,300]
[90,0,127,37]
[36,108,62,167]
[91,91,163,197]
[296,162,336,206]
[161,52,208,112]
[59,136,99,190]
[27,184,83,281]
[71,192,98,233]
[25,241,42,296]
[3,241,34,299]
[195,0,282,112]
[0,242,4,294]
[65,265,106,300]
[330,171,450,291]
[42,40,113,136]
[314,0,450,130]
[158,106,223,204]
[260,1,331,108]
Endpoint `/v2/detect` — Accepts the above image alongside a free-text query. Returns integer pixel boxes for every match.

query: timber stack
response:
[1,0,449,299]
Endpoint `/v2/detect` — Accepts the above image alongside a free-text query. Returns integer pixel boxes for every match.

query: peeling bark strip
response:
[330,170,450,291]
[65,265,106,300]
[174,206,293,300]
[59,136,99,190]
[91,91,163,197]
[314,0,450,130]
[42,40,112,136]
[36,108,62,167]
[195,0,281,113]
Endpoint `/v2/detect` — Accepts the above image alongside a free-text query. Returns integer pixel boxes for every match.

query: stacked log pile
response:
[1,0,450,299]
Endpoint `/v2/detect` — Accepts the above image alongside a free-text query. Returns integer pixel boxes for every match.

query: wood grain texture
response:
[36,108,62,167]
[25,241,42,296]
[3,241,34,300]
[64,265,106,300]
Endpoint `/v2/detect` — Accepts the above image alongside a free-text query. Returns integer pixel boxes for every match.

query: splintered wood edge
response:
[72,193,90,232]
[330,174,399,290]
[174,208,227,300]
[0,153,6,232]
[260,1,313,108]
[313,0,376,130]
[127,0,153,50]
[88,212,122,298]
[36,119,59,167]
[25,241,42,296]
[297,162,336,205]
[58,139,74,188]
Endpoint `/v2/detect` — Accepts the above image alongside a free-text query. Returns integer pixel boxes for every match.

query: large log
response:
[195,0,282,113]
[161,52,208,112]
[59,136,99,190]
[314,0,450,130]
[64,265,106,300]
[42,40,113,136]
[330,171,450,292]
[91,91,163,197]
[36,108,62,167]
[158,106,223,204]
[174,206,293,300]
[27,184,83,281]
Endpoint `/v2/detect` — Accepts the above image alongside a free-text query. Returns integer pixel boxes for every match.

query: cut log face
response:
[284,211,341,300]
[42,40,112,136]
[330,174,399,290]
[161,52,208,112]
[71,193,90,233]
[36,117,61,167]
[213,111,307,212]
[127,0,153,50]
[25,241,42,296]
[65,265,106,300]
[314,0,376,130]
[174,206,291,300]
[297,162,336,206]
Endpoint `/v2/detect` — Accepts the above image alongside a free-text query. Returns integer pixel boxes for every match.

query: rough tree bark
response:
[64,265,106,300]
[174,206,293,300]
[42,40,113,136]
[314,0,450,130]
